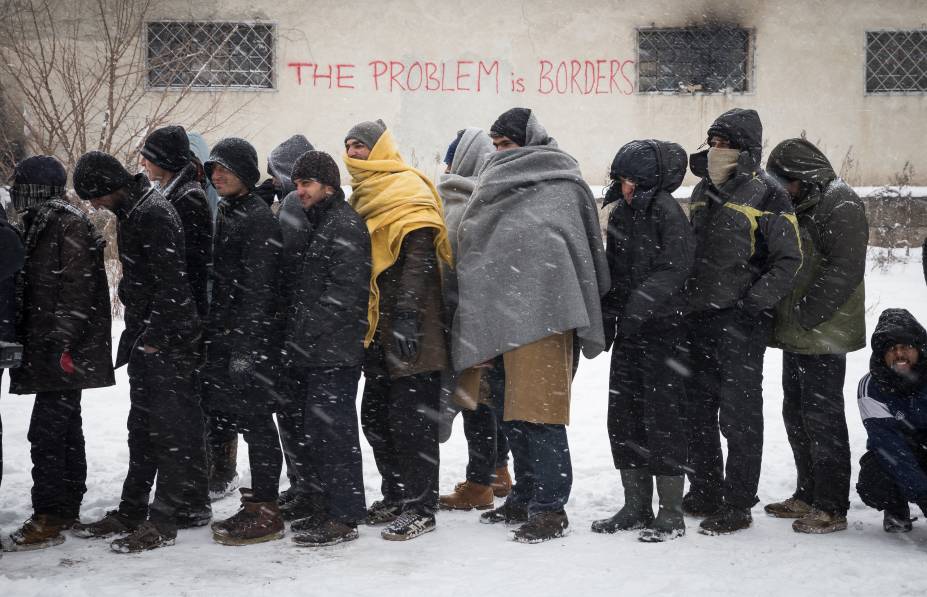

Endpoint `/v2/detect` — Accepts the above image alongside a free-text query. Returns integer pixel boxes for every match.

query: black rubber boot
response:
[639,476,685,542]
[591,469,654,533]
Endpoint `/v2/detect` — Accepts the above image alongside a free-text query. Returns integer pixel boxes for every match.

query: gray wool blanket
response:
[451,139,610,371]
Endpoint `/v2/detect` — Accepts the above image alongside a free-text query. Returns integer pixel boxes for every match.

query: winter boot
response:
[5,514,74,551]
[682,489,722,517]
[292,519,359,547]
[212,501,285,546]
[883,505,914,533]
[764,496,812,519]
[110,520,177,553]
[72,509,142,539]
[698,504,753,535]
[591,469,654,533]
[479,499,529,525]
[491,466,513,498]
[639,475,685,543]
[278,487,298,508]
[439,481,494,511]
[175,505,212,529]
[208,439,240,501]
[381,510,436,541]
[365,499,403,526]
[281,493,325,522]
[513,510,569,544]
[792,508,848,534]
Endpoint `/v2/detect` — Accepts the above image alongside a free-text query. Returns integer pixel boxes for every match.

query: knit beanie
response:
[204,137,261,189]
[9,155,67,211]
[291,150,344,200]
[444,130,464,166]
[73,151,133,200]
[489,108,532,148]
[141,125,190,173]
[344,119,387,150]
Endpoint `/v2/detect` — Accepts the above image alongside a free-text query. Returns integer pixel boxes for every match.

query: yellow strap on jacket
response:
[345,129,453,346]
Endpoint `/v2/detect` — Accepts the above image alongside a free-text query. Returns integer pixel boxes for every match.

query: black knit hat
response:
[292,150,343,199]
[141,125,190,173]
[204,137,260,189]
[490,108,532,148]
[10,155,67,211]
[73,151,133,200]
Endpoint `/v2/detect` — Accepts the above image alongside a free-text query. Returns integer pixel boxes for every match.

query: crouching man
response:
[279,150,371,546]
[72,151,205,553]
[856,308,927,533]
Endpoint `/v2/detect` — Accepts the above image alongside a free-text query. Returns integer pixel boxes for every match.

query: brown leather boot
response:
[212,500,285,546]
[6,514,74,551]
[491,466,513,498]
[439,480,494,511]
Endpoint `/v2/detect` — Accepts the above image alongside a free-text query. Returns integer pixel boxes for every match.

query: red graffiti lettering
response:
[477,60,499,93]
[369,60,388,91]
[336,64,355,89]
[456,60,473,92]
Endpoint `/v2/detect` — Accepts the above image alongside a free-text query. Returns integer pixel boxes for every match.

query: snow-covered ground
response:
[1,249,925,597]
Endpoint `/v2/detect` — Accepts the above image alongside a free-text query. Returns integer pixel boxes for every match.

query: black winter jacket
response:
[115,176,200,368]
[162,163,212,321]
[202,191,282,414]
[11,198,114,393]
[0,205,24,344]
[279,192,371,368]
[602,140,694,339]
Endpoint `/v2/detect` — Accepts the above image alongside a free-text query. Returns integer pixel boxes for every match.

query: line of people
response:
[1,106,925,555]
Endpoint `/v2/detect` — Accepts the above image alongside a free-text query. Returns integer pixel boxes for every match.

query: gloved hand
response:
[391,312,420,361]
[253,178,277,206]
[228,353,256,388]
[58,351,75,375]
[602,316,618,352]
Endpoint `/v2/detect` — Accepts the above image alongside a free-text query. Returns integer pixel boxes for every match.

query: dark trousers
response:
[686,309,770,509]
[207,412,283,503]
[361,370,441,514]
[276,399,307,492]
[608,324,687,475]
[857,450,927,516]
[29,390,86,519]
[463,360,510,486]
[782,352,851,515]
[287,366,366,524]
[206,412,238,473]
[119,352,209,527]
[503,421,572,515]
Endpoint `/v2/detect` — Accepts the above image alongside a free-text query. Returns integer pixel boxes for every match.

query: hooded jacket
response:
[686,108,802,316]
[767,138,868,354]
[857,309,927,504]
[602,140,694,339]
[268,135,314,196]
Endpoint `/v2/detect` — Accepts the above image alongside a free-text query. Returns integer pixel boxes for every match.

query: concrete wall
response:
[141,0,925,185]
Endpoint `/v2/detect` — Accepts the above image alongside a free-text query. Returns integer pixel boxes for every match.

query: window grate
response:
[866,30,927,93]
[638,27,751,94]
[146,22,275,89]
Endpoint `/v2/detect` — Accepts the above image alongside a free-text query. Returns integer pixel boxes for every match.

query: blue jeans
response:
[502,421,572,515]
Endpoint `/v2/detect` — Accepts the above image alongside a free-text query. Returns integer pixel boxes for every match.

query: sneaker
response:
[280,495,324,522]
[366,500,403,526]
[212,501,285,546]
[290,512,327,533]
[292,519,359,547]
[491,466,513,498]
[439,481,494,511]
[175,506,212,529]
[764,497,812,519]
[209,472,241,502]
[883,510,914,533]
[698,504,753,536]
[512,511,569,544]
[110,521,176,553]
[381,511,436,541]
[682,491,721,517]
[72,510,142,539]
[5,514,75,551]
[278,487,298,507]
[479,500,529,525]
[792,509,848,534]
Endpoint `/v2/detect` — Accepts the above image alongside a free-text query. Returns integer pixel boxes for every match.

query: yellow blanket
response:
[345,129,453,345]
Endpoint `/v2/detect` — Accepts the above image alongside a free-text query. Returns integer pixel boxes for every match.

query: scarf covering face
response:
[344,129,453,346]
[707,147,741,187]
[451,133,611,371]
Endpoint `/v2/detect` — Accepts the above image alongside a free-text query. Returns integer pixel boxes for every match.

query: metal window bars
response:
[146,21,275,89]
[637,27,752,94]
[866,30,927,94]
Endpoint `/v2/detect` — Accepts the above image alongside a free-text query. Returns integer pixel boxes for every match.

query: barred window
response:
[866,30,927,93]
[637,27,752,94]
[146,22,275,89]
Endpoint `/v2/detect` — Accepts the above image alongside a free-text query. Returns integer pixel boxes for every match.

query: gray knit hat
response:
[344,119,387,151]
